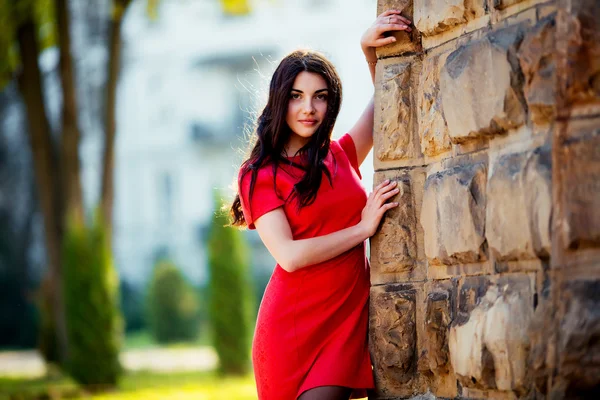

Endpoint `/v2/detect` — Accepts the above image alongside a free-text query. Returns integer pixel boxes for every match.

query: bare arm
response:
[349,10,412,167]
[254,180,400,273]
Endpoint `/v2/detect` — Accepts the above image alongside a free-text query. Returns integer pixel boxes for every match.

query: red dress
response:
[239,134,374,400]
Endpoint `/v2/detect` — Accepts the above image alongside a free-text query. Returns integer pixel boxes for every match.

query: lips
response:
[299,119,317,125]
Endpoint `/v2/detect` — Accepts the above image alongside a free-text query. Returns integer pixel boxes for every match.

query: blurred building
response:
[103,0,377,286]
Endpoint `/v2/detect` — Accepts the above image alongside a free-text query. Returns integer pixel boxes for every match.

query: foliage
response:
[0,0,56,88]
[119,280,146,333]
[146,260,200,344]
[62,214,123,387]
[207,192,254,375]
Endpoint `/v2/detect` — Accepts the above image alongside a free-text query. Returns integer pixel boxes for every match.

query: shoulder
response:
[238,161,275,187]
[332,133,361,179]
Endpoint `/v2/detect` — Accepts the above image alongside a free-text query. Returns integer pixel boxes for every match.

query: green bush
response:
[207,193,254,375]
[62,215,123,387]
[120,280,146,333]
[146,260,200,343]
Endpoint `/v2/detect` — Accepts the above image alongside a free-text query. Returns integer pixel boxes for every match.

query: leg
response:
[297,385,353,400]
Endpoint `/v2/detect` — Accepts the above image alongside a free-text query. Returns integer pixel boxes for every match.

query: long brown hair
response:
[230,49,343,227]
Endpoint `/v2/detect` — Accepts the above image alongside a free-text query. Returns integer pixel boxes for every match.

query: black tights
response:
[297,386,352,400]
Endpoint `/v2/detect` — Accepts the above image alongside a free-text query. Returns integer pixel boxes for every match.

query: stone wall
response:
[369,0,600,398]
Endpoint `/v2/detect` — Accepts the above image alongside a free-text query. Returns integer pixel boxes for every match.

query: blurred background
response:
[0,0,377,398]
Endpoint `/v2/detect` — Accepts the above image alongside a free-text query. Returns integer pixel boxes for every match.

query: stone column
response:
[369,0,600,398]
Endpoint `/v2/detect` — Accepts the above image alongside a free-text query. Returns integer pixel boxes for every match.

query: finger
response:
[373,36,397,47]
[374,179,390,192]
[378,9,403,18]
[379,202,399,215]
[388,15,410,25]
[396,15,412,25]
[382,187,400,200]
[388,23,412,32]
[377,23,412,35]
[378,180,397,195]
[375,181,397,202]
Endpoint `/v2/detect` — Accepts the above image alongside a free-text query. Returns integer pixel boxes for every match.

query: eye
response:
[290,93,301,100]
[316,93,328,100]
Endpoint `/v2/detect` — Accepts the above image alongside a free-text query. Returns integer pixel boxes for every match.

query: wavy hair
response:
[230,49,343,227]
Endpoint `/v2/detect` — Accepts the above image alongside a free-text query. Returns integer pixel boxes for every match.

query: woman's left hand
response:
[361,10,412,52]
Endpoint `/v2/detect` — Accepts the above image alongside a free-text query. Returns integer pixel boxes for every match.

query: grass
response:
[0,370,256,400]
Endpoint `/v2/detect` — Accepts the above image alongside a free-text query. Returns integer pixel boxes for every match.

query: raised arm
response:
[254,179,400,273]
[349,10,412,167]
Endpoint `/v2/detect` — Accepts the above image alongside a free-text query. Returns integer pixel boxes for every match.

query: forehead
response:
[292,71,327,90]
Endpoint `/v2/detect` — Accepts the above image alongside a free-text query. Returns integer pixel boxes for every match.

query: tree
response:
[62,214,123,387]
[207,192,254,375]
[1,0,157,368]
[146,260,200,344]
[12,0,69,363]
[101,0,133,236]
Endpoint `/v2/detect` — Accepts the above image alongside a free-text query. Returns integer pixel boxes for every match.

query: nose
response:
[302,98,316,114]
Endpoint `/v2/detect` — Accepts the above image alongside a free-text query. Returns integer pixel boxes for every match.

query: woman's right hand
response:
[359,179,399,238]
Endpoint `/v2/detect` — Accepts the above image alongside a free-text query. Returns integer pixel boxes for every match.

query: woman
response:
[230,10,413,400]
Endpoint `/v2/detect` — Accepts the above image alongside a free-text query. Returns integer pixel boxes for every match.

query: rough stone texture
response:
[420,163,487,265]
[418,52,452,157]
[374,58,421,162]
[371,0,600,397]
[440,37,526,143]
[420,280,458,398]
[486,147,552,261]
[528,293,552,396]
[556,278,600,398]
[559,128,600,250]
[414,0,486,36]
[494,0,525,9]
[556,0,600,115]
[449,275,534,394]
[370,284,420,398]
[517,18,556,125]
[376,0,422,58]
[371,170,426,284]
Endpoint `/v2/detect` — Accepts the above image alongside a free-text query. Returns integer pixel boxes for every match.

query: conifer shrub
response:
[207,193,254,375]
[146,260,199,343]
[119,280,146,333]
[62,215,123,387]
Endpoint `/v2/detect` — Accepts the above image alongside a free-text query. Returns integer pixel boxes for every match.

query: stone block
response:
[556,278,600,397]
[517,18,556,125]
[560,128,600,250]
[376,0,422,58]
[420,163,487,265]
[421,280,458,398]
[494,0,525,9]
[371,170,426,284]
[449,274,534,394]
[418,52,452,157]
[374,58,421,163]
[486,146,552,261]
[370,284,420,397]
[529,293,552,395]
[440,36,526,143]
[414,0,486,36]
[557,0,600,115]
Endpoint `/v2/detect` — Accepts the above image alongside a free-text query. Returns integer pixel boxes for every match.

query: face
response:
[285,71,328,150]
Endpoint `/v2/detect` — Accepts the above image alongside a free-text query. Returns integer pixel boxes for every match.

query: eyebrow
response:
[291,88,329,93]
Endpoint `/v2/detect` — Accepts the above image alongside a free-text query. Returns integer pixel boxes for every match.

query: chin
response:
[294,126,320,138]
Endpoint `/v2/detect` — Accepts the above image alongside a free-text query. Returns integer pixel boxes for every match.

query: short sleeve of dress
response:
[337,133,362,179]
[238,166,285,230]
